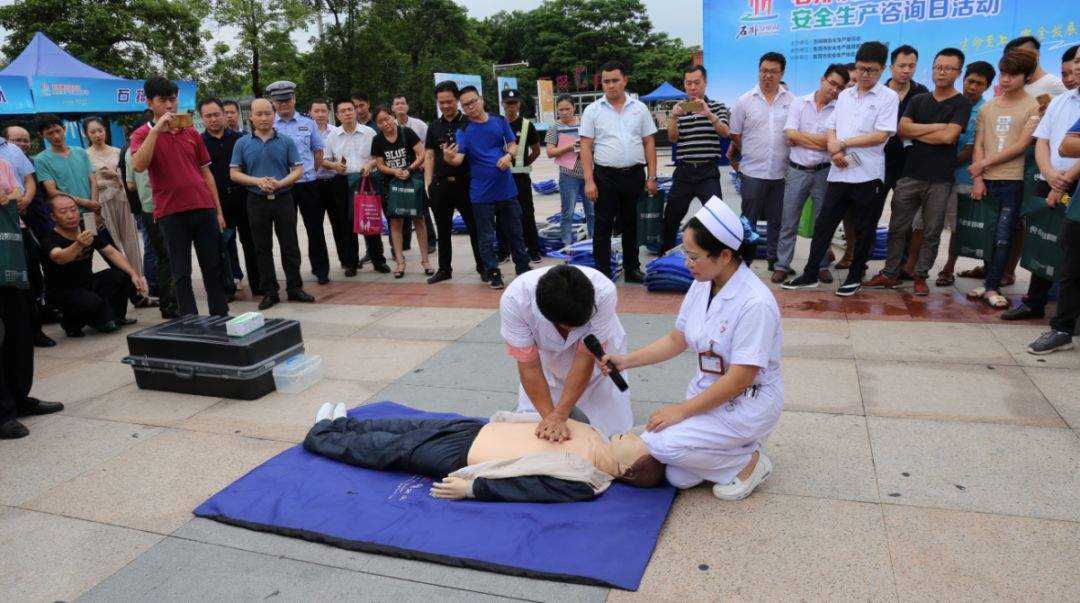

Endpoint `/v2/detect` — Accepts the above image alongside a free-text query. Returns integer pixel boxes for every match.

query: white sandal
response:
[713,453,773,501]
[984,291,1009,309]
[967,286,986,300]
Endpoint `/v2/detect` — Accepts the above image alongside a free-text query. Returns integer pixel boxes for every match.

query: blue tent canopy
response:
[0,31,195,116]
[638,82,685,103]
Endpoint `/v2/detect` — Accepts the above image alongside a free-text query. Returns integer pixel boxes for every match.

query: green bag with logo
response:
[1020,205,1065,282]
[637,190,665,247]
[954,193,998,261]
[386,173,423,218]
[0,200,28,289]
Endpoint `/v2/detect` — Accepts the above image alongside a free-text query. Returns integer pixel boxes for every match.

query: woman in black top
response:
[371,105,430,278]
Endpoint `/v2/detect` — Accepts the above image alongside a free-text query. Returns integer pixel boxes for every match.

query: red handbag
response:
[353,176,383,235]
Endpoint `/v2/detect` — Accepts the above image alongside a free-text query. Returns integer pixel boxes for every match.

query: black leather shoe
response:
[372,262,391,274]
[0,419,29,439]
[426,270,452,284]
[479,269,490,283]
[358,253,370,268]
[624,269,646,284]
[317,276,330,285]
[94,320,120,334]
[19,398,64,417]
[344,267,358,277]
[65,327,85,338]
[1001,303,1044,321]
[161,309,181,320]
[34,331,56,348]
[287,290,316,303]
[258,294,280,310]
[529,251,543,263]
[118,317,138,326]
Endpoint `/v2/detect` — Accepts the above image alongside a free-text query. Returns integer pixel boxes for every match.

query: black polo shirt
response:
[202,128,244,195]
[883,79,930,174]
[425,111,469,178]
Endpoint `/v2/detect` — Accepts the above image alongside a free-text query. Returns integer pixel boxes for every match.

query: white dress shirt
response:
[401,116,428,146]
[324,123,378,174]
[825,82,899,183]
[729,85,795,180]
[784,92,836,167]
[1033,88,1080,173]
[579,94,658,168]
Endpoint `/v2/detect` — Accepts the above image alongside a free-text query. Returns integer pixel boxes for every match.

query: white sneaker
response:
[332,402,347,420]
[315,403,333,424]
[712,452,772,501]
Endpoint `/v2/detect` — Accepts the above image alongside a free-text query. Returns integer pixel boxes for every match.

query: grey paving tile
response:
[174,519,607,602]
[868,416,1080,522]
[400,341,520,392]
[1024,366,1080,429]
[782,356,863,415]
[457,313,502,343]
[761,411,879,503]
[613,490,896,601]
[79,537,514,602]
[365,382,520,417]
[859,360,1065,427]
[989,324,1080,369]
[781,317,854,359]
[883,504,1080,601]
[618,313,680,349]
[0,415,161,506]
[0,507,162,603]
[850,321,1014,365]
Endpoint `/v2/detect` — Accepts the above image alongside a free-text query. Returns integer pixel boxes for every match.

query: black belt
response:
[677,160,718,168]
[788,160,831,172]
[595,164,644,172]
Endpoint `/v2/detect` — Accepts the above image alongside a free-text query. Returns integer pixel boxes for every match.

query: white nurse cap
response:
[693,196,743,250]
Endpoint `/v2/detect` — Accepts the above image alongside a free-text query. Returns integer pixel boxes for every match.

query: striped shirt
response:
[675,97,730,163]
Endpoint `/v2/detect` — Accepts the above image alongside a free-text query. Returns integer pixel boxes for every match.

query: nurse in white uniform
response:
[600,196,783,500]
[501,264,633,440]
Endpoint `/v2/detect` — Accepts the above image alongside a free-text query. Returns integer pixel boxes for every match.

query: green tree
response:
[0,0,209,79]
[210,0,310,96]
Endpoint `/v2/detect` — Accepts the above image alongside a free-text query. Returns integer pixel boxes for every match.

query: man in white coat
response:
[500,264,633,440]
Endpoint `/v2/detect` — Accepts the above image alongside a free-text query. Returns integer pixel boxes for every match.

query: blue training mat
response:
[194,401,677,591]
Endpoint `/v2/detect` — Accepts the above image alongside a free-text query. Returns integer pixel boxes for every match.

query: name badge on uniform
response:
[698,342,726,375]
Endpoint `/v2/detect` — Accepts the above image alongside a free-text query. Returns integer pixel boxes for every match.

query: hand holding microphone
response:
[583,334,629,392]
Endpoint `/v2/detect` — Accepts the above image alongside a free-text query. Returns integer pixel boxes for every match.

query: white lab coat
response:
[500,265,633,438]
[641,264,784,488]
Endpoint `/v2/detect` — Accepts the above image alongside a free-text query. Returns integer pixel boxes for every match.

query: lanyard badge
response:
[697,341,726,375]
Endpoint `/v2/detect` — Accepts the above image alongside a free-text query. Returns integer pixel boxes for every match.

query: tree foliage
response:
[209,0,311,96]
[0,0,210,79]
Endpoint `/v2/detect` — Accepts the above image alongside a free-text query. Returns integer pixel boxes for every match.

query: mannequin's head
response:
[609,433,665,487]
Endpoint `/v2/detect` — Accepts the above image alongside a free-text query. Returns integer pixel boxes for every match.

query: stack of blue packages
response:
[871,226,887,259]
[532,179,560,195]
[451,212,468,234]
[538,223,588,254]
[382,216,389,235]
[545,210,587,226]
[644,249,693,292]
[546,239,623,279]
[730,171,741,195]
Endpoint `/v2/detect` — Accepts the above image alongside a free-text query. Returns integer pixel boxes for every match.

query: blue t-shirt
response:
[955,97,984,186]
[229,130,302,195]
[457,115,518,203]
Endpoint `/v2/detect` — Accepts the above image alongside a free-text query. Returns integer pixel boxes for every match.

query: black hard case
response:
[122,316,304,400]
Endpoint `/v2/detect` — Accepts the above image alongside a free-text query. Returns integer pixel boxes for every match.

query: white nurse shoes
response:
[315,403,334,423]
[712,452,773,501]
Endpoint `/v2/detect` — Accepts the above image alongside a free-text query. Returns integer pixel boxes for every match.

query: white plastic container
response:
[226,311,265,338]
[272,353,323,393]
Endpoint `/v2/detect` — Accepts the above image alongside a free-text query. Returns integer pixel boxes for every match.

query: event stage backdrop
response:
[703,1,1077,102]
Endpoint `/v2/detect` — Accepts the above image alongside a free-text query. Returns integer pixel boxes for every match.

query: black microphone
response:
[583,334,629,392]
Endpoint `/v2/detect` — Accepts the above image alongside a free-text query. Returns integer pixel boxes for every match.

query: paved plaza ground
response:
[3,156,1079,601]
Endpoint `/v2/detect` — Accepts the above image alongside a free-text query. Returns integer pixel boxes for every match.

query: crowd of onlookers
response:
[2,35,1079,439]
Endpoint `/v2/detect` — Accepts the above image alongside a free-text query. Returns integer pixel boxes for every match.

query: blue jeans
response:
[558,173,593,245]
[473,199,530,275]
[984,180,1024,291]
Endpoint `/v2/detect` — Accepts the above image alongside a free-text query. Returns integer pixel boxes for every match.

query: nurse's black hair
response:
[536,265,596,328]
[684,217,756,265]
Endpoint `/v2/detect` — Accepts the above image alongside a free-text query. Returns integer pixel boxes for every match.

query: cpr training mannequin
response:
[303,403,666,502]
[599,197,784,501]
[501,264,632,441]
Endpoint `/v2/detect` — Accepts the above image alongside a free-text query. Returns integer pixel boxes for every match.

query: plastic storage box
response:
[122,315,304,400]
[272,353,323,393]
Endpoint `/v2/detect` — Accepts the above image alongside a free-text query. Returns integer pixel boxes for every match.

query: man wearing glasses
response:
[729,52,794,274]
[783,41,899,296]
[774,63,849,284]
[863,48,971,295]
